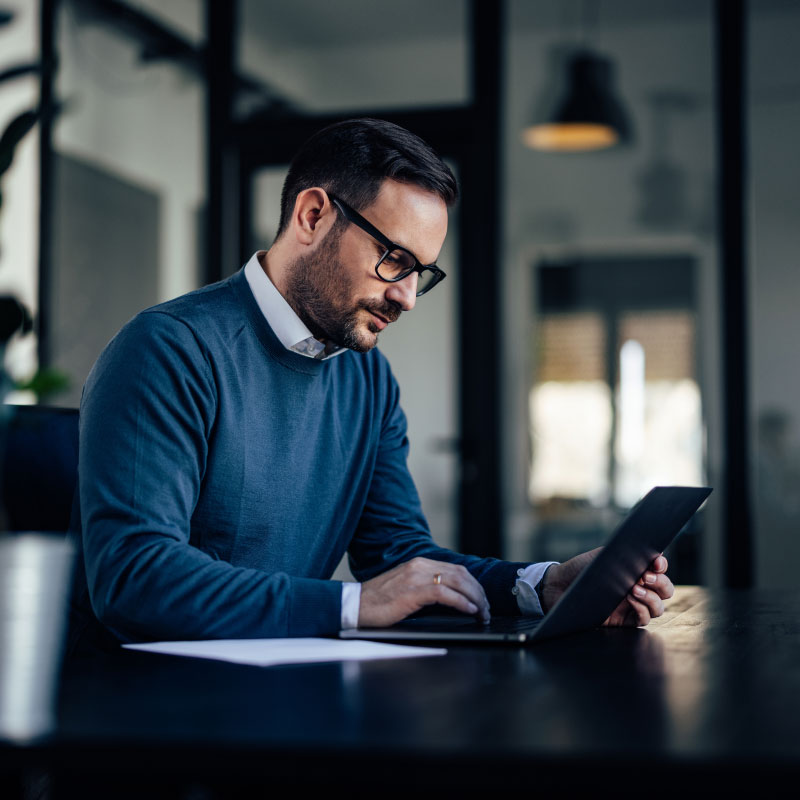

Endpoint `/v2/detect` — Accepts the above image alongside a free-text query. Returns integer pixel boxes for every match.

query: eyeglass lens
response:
[376,248,416,279]
[414,269,439,294]
[377,249,439,294]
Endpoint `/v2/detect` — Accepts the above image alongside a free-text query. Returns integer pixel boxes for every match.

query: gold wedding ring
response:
[433,573,442,585]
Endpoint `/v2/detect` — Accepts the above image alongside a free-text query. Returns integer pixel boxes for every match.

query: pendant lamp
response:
[523,49,632,152]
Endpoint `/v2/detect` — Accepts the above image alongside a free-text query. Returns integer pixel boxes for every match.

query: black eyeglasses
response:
[328,195,446,296]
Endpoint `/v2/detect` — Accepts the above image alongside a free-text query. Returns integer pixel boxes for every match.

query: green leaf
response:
[15,367,71,401]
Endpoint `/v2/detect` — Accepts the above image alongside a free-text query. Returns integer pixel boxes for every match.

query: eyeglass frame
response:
[327,194,447,296]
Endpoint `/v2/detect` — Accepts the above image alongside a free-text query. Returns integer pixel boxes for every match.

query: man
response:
[68,119,671,653]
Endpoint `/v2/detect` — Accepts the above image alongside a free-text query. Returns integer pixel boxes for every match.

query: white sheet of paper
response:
[123,638,446,667]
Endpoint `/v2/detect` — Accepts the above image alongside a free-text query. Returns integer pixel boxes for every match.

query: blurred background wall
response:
[1,0,798,589]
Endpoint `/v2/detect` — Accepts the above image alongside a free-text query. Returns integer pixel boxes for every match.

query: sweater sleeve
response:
[347,363,530,616]
[78,311,341,643]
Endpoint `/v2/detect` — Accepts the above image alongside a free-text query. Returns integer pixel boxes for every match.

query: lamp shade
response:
[523,50,632,152]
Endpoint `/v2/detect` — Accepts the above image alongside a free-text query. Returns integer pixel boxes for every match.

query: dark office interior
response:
[1,0,799,795]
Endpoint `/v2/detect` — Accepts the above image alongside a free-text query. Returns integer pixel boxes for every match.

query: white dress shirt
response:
[243,252,555,628]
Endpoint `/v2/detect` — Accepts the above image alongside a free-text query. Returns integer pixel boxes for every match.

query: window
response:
[530,255,704,512]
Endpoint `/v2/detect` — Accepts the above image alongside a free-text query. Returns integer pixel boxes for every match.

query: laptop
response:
[341,485,712,645]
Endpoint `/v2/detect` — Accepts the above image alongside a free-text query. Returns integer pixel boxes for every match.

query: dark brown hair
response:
[276,118,458,240]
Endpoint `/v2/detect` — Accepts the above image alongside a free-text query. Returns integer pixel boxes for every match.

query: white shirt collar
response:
[243,251,345,360]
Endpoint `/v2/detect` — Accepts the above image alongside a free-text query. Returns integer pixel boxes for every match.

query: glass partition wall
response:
[749,0,800,589]
[503,0,718,584]
[45,0,206,408]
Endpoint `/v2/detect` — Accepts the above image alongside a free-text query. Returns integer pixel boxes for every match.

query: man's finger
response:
[422,562,489,618]
[641,572,674,599]
[604,598,638,627]
[624,594,652,627]
[436,565,490,618]
[651,554,668,573]
[426,583,483,618]
[631,584,664,619]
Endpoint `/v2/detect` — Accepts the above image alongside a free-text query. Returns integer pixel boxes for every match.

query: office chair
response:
[1,405,79,532]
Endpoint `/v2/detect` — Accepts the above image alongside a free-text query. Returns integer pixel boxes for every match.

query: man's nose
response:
[385,272,418,312]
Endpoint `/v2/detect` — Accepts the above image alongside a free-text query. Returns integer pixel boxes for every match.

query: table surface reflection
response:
[3,587,800,792]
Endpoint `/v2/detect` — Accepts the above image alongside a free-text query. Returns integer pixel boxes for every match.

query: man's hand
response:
[359,557,491,627]
[540,548,674,628]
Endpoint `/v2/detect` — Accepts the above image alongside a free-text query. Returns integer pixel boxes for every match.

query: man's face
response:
[284,180,448,352]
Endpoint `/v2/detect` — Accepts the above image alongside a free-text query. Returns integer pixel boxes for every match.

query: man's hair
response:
[275,118,458,239]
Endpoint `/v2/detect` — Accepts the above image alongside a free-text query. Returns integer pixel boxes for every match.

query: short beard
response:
[283,225,401,353]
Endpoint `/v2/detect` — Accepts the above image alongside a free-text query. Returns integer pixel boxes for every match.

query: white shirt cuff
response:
[512,562,559,616]
[340,581,362,630]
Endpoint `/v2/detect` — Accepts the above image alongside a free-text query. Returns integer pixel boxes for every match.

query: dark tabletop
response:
[3,587,800,795]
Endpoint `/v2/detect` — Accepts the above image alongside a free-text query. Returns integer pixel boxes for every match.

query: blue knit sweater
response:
[69,268,526,650]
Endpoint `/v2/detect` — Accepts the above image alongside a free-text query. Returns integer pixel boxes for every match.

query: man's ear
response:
[291,188,335,246]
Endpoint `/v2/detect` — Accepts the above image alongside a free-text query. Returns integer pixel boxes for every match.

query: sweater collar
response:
[231,267,336,376]
[243,252,346,362]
